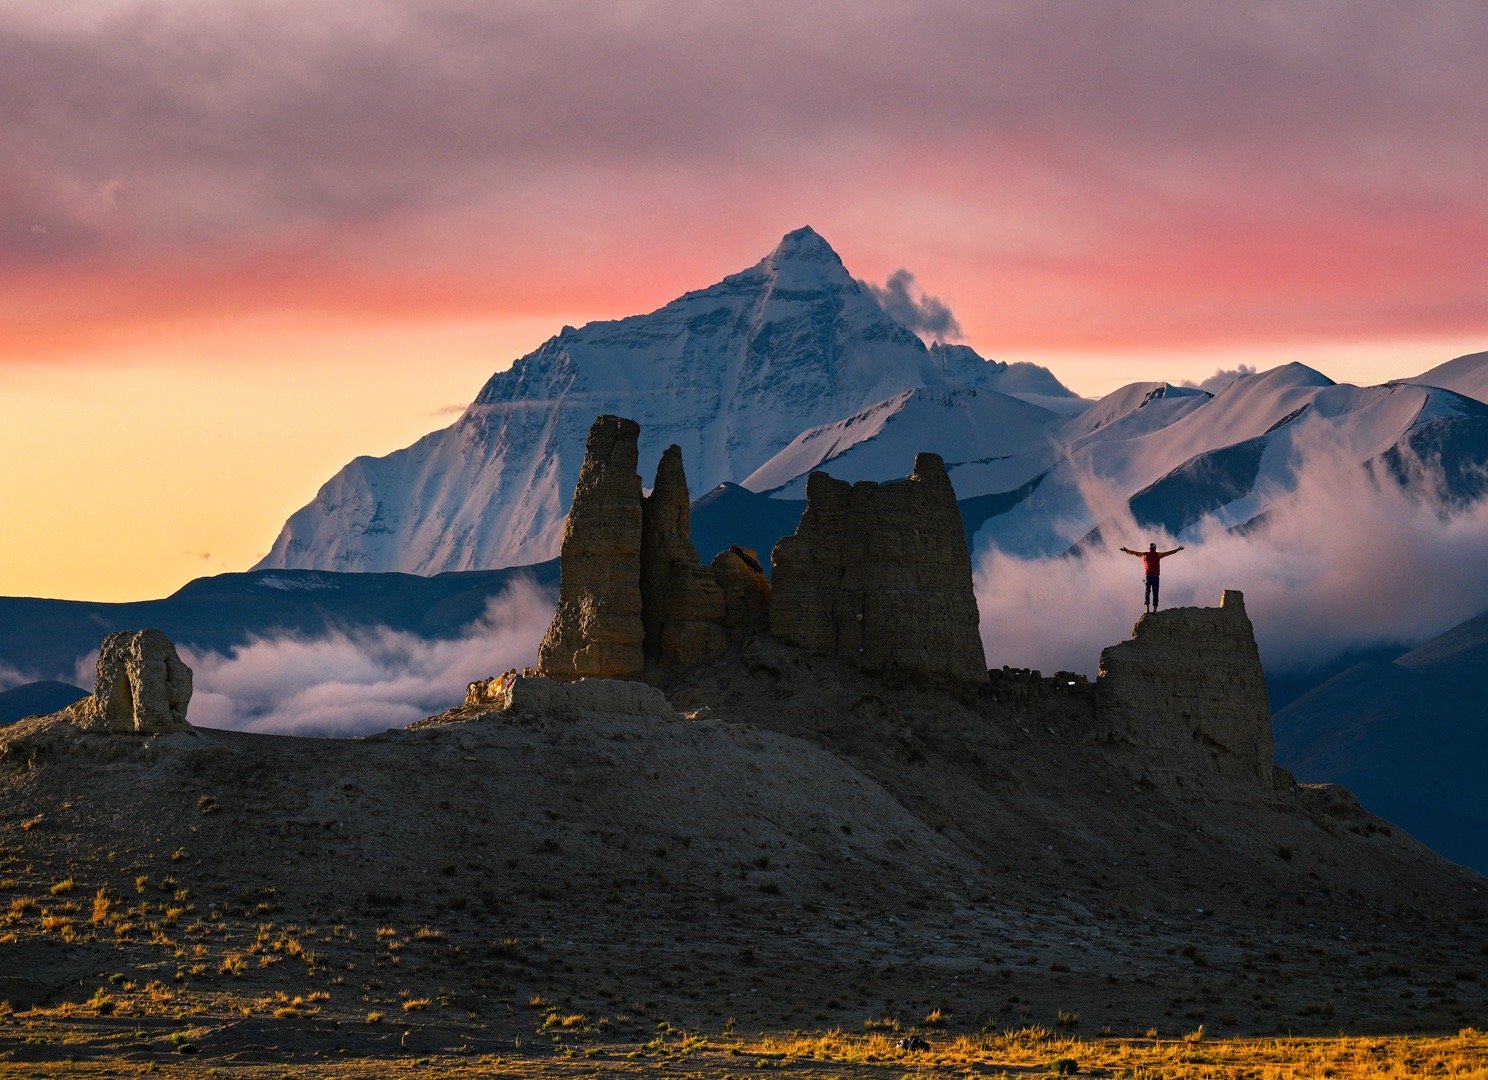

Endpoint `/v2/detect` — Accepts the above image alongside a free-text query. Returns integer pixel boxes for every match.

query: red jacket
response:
[1142,551,1172,576]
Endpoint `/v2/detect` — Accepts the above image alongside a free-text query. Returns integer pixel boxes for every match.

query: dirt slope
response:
[0,639,1484,1068]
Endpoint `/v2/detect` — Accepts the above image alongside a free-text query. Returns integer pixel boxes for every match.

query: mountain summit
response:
[257,229,1034,575]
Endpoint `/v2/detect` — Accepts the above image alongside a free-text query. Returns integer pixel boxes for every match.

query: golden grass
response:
[0,1030,1483,1078]
[734,1026,1488,1078]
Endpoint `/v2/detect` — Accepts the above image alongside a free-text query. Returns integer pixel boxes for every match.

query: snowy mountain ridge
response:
[257,227,1078,574]
[258,227,1488,577]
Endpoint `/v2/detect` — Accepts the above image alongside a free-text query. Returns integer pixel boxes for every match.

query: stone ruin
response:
[1095,590,1278,790]
[58,629,193,734]
[535,415,986,685]
[511,414,1281,794]
[536,416,774,681]
[769,456,988,683]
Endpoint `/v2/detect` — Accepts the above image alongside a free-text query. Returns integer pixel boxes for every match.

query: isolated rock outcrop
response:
[640,446,727,670]
[769,453,988,683]
[60,629,193,734]
[1095,590,1276,790]
[536,416,646,679]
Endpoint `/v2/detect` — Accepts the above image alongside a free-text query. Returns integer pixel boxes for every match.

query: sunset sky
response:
[3,1,1487,601]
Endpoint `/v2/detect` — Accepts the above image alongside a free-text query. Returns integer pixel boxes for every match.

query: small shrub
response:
[49,879,75,896]
[402,998,431,1012]
[1049,1057,1079,1075]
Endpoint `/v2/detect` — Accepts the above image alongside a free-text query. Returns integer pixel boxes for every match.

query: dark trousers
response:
[1145,574,1160,607]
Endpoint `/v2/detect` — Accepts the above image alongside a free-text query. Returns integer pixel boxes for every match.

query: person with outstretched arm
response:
[1119,541,1185,612]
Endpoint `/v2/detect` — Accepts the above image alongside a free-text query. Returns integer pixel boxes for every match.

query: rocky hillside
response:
[1,627,1483,1061]
[1276,603,1488,872]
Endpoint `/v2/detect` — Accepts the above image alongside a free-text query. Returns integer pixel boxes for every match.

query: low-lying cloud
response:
[975,443,1488,678]
[145,577,554,737]
[865,269,963,342]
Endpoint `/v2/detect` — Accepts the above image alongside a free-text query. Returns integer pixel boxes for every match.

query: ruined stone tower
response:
[769,453,989,684]
[537,416,769,681]
[639,445,728,670]
[1095,590,1278,790]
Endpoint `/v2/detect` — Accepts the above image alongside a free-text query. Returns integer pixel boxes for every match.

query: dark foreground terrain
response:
[0,640,1484,1073]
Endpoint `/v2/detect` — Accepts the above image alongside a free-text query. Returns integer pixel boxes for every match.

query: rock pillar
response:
[536,416,646,679]
[640,445,727,671]
[62,629,193,734]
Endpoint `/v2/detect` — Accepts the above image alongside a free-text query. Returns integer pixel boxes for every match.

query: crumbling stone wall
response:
[769,453,988,684]
[536,419,983,686]
[1095,590,1277,790]
[61,629,193,734]
[536,416,646,679]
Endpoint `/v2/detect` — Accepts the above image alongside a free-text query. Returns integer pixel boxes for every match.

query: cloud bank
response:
[118,577,555,737]
[975,445,1488,678]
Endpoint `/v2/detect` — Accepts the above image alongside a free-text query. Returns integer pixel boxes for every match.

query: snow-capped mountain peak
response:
[257,229,1041,575]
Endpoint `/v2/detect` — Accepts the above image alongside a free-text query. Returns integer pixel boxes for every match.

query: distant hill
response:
[0,681,87,726]
[1275,605,1488,873]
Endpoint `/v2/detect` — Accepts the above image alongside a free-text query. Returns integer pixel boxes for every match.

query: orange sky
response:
[3,2,1486,601]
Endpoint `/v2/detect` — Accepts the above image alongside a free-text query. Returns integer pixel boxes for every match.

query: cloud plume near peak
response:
[975,440,1488,679]
[1182,364,1257,394]
[115,577,556,737]
[864,269,963,342]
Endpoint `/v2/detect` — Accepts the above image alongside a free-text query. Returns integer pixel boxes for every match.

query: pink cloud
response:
[2,2,1486,357]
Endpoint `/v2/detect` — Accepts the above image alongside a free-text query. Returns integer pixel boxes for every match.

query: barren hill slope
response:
[1,637,1483,1065]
